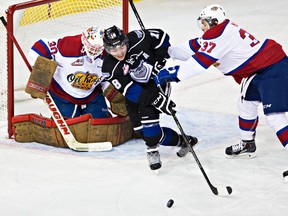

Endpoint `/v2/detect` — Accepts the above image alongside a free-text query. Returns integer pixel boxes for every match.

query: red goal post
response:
[0,0,129,138]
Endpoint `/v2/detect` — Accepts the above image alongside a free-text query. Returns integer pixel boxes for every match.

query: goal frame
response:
[4,0,129,138]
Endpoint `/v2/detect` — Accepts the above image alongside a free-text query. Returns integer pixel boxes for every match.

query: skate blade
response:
[225,152,257,159]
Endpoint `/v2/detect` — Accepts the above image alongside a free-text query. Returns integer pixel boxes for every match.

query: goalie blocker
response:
[12,113,134,147]
[25,56,57,99]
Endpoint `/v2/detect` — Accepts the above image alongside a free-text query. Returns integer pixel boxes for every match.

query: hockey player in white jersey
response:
[157,4,288,158]
[28,26,111,119]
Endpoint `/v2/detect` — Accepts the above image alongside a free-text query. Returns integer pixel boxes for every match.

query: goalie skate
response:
[225,140,256,159]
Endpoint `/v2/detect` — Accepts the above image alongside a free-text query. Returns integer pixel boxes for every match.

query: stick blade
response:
[72,141,113,152]
[226,186,233,194]
[215,186,233,196]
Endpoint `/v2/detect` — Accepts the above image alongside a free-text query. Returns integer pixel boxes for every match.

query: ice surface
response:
[0,0,288,215]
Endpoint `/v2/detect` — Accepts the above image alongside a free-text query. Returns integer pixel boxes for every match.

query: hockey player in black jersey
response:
[101,25,198,170]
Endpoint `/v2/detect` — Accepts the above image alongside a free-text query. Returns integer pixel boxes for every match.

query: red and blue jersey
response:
[28,35,107,105]
[175,19,286,84]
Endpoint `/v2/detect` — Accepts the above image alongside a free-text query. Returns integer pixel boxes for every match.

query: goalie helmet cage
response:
[0,0,129,138]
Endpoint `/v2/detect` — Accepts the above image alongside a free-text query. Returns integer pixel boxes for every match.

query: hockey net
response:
[0,0,128,138]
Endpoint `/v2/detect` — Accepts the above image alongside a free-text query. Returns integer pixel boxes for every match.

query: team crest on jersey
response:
[67,71,100,90]
[129,60,152,83]
[122,64,130,75]
[71,59,84,66]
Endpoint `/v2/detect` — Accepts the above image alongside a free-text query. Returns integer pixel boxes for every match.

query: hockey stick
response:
[127,2,233,195]
[152,73,232,195]
[1,16,112,152]
[128,0,145,30]
[169,107,233,196]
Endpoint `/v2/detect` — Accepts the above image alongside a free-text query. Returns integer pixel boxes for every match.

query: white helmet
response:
[197,4,226,28]
[81,26,104,59]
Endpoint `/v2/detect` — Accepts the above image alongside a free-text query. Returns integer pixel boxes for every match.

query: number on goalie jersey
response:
[101,26,198,171]
[28,26,110,119]
[160,4,288,158]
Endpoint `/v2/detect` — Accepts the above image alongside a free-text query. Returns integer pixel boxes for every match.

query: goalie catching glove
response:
[152,92,176,115]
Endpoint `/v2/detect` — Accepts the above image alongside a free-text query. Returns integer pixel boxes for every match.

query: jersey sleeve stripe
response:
[189,38,200,53]
[32,40,52,59]
[192,52,217,69]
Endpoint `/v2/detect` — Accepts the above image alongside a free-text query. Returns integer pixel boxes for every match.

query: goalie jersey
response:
[28,34,107,105]
[102,29,170,106]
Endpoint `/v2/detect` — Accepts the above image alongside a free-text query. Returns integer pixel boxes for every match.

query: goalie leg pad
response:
[12,114,92,148]
[25,56,58,99]
[12,114,134,147]
[88,116,134,146]
[12,114,66,148]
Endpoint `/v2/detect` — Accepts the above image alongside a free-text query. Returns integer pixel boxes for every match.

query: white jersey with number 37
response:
[175,19,286,84]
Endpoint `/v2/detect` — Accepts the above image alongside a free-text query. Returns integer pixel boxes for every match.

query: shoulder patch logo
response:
[122,64,130,75]
[71,59,84,66]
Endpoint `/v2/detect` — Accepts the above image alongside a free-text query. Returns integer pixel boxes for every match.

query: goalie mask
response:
[103,25,129,53]
[197,4,226,31]
[81,26,104,59]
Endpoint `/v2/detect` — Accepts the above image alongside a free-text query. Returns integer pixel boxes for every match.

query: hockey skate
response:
[177,135,198,157]
[225,140,256,158]
[147,146,162,171]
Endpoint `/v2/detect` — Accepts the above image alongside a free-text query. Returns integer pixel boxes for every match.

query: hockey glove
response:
[157,65,180,86]
[152,92,176,115]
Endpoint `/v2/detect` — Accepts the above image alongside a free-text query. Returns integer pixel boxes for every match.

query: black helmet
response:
[103,25,129,52]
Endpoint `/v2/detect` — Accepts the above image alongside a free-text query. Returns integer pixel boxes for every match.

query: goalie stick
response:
[128,1,232,196]
[1,16,112,152]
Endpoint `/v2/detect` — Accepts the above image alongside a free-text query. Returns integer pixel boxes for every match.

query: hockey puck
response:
[167,199,174,208]
[283,170,288,181]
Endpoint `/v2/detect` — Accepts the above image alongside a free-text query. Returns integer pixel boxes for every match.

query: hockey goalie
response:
[12,26,134,148]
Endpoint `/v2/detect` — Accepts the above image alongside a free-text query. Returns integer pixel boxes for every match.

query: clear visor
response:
[197,17,211,31]
[197,17,202,30]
